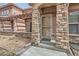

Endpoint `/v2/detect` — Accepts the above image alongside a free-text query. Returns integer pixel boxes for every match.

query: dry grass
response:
[0,35,31,56]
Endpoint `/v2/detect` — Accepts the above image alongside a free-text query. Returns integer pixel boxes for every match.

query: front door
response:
[41,15,52,41]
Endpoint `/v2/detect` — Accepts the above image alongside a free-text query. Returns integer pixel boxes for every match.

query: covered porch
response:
[31,3,69,50]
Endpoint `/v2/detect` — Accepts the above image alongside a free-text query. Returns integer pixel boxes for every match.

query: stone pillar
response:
[32,8,41,45]
[56,3,69,50]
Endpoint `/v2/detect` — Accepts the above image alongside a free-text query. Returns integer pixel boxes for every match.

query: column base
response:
[50,40,56,43]
[31,41,40,46]
[55,44,69,50]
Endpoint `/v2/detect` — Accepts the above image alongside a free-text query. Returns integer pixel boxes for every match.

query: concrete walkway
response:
[20,46,68,56]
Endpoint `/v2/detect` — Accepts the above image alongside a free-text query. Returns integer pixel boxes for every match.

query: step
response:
[39,43,66,52]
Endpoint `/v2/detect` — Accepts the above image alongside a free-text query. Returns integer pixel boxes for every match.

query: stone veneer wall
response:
[32,8,40,45]
[56,3,70,50]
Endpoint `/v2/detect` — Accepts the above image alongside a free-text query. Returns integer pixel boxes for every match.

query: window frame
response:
[69,11,79,34]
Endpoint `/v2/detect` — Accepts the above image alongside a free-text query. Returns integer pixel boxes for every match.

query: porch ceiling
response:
[29,3,57,9]
[39,3,57,8]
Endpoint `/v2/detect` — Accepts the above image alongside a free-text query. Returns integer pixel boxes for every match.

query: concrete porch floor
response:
[20,46,68,56]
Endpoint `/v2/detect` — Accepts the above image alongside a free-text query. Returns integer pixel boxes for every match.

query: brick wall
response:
[14,18,26,32]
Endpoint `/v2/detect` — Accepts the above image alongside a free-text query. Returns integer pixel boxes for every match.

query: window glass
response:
[69,24,78,34]
[69,12,79,23]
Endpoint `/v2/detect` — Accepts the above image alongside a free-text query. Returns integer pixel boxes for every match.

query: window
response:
[30,22,32,32]
[69,11,79,34]
[0,12,2,16]
[26,22,31,32]
[69,24,79,34]
[3,10,7,16]
[6,10,9,15]
[2,10,9,16]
